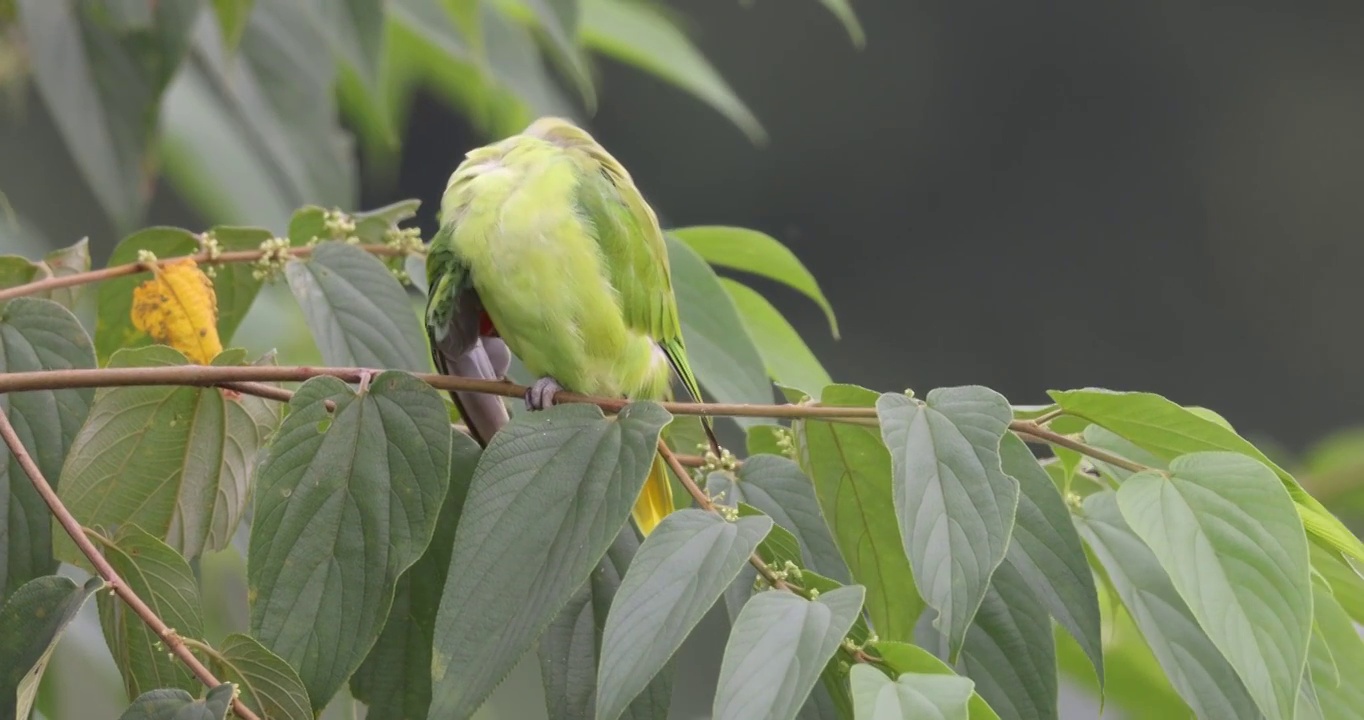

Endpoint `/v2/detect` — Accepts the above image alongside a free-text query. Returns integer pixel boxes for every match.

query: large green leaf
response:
[285,241,430,372]
[850,665,975,720]
[207,633,311,720]
[0,575,103,719]
[350,432,482,720]
[0,238,91,310]
[794,384,921,641]
[871,642,1000,720]
[117,685,235,720]
[595,510,772,720]
[719,278,832,395]
[538,527,673,720]
[161,0,356,230]
[0,298,94,601]
[17,0,201,232]
[249,372,451,710]
[1116,453,1312,720]
[1309,581,1364,719]
[877,388,1018,659]
[1055,600,1194,719]
[712,585,864,720]
[996,434,1102,683]
[665,236,772,421]
[579,0,763,142]
[97,525,206,701]
[1049,388,1364,567]
[429,402,670,719]
[708,454,850,583]
[57,346,277,564]
[671,226,838,336]
[203,226,270,345]
[1074,491,1261,718]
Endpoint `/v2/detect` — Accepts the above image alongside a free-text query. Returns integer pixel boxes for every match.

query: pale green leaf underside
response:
[0,575,103,718]
[850,665,974,720]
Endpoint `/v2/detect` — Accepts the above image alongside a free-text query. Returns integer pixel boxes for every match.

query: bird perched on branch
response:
[424,116,717,534]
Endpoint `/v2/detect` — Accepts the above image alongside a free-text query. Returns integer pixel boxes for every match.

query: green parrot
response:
[424,116,716,534]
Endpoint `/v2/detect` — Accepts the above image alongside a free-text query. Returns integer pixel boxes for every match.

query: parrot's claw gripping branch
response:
[524,376,565,411]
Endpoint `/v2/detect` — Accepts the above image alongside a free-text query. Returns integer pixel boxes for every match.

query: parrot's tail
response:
[632,452,674,535]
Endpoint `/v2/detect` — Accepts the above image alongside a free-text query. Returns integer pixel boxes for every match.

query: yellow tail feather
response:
[632,453,674,535]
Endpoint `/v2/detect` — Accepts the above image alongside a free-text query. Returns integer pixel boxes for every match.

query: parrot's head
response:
[523,116,597,149]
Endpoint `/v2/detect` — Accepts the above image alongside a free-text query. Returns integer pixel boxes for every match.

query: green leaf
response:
[1074,491,1261,718]
[0,259,38,295]
[0,239,92,310]
[746,424,792,457]
[934,557,1057,720]
[208,633,311,720]
[203,227,270,345]
[1116,453,1312,720]
[0,298,95,600]
[430,401,671,719]
[538,527,674,720]
[709,455,849,583]
[249,372,451,710]
[850,665,975,720]
[316,0,386,91]
[285,241,430,372]
[579,0,764,143]
[57,346,278,563]
[671,226,838,337]
[712,585,864,720]
[719,278,832,395]
[815,0,865,48]
[996,434,1102,684]
[17,0,201,231]
[160,0,356,230]
[876,387,1018,659]
[1309,580,1364,719]
[117,685,235,720]
[0,575,103,718]
[97,525,206,700]
[870,642,1000,720]
[594,510,771,720]
[1311,543,1364,624]
[665,236,773,421]
[794,384,922,642]
[210,0,254,49]
[1048,388,1364,567]
[350,432,482,720]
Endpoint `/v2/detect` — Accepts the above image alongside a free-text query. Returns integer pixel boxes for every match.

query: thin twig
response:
[0,243,408,304]
[1029,407,1065,426]
[1010,420,1150,473]
[0,408,260,720]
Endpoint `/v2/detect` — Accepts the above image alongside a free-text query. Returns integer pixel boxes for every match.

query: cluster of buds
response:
[773,426,797,459]
[384,225,424,255]
[1064,490,1084,512]
[136,248,158,267]
[753,559,805,591]
[698,445,739,473]
[251,236,292,281]
[840,631,878,655]
[323,207,359,244]
[197,230,222,278]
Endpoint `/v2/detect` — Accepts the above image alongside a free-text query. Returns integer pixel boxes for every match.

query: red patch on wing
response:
[479,310,499,337]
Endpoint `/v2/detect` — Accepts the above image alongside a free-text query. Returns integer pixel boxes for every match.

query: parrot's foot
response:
[525,376,565,411]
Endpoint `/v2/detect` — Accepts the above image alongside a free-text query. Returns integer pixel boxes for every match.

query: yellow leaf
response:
[130,258,222,364]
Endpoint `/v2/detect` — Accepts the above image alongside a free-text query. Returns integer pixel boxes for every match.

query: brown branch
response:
[1010,420,1150,473]
[0,243,408,304]
[0,407,260,720]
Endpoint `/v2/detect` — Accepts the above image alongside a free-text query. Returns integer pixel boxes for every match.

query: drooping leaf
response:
[538,527,674,720]
[1074,491,1262,718]
[117,685,235,720]
[1055,598,1193,719]
[160,0,356,230]
[996,434,1102,684]
[712,585,864,720]
[350,432,482,720]
[0,298,95,601]
[594,510,771,720]
[850,665,975,720]
[671,226,838,336]
[249,373,451,710]
[665,236,772,421]
[56,346,278,563]
[794,384,921,642]
[870,641,1000,720]
[429,402,670,719]
[208,633,312,720]
[708,454,849,583]
[1115,452,1312,720]
[1049,388,1364,567]
[285,241,430,372]
[97,525,206,700]
[877,387,1018,659]
[17,0,201,231]
[1311,543,1364,625]
[1309,580,1364,719]
[579,0,763,142]
[719,278,832,395]
[0,575,103,719]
